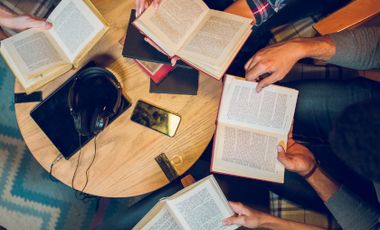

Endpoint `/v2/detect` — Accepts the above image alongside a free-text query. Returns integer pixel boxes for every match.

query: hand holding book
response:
[1,0,109,93]
[223,201,272,228]
[0,5,51,33]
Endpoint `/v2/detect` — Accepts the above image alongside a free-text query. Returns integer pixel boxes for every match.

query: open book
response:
[211,75,298,183]
[0,0,108,94]
[133,0,252,80]
[133,175,238,230]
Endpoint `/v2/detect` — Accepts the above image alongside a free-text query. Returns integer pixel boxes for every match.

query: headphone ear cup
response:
[91,106,108,135]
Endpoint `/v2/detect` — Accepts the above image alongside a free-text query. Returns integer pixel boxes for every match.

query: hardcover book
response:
[211,75,298,183]
[0,0,109,93]
[133,0,252,80]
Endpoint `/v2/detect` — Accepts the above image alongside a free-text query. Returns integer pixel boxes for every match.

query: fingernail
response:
[277,146,282,152]
[222,220,229,225]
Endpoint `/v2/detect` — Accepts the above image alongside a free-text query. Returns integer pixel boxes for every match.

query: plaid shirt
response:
[247,0,287,26]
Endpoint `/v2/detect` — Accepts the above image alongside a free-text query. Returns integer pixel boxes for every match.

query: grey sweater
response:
[324,27,380,230]
[328,27,380,70]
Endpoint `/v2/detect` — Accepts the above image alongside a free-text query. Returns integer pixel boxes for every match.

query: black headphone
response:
[68,67,122,136]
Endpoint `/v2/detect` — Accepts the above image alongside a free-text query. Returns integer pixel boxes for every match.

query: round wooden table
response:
[14,0,222,197]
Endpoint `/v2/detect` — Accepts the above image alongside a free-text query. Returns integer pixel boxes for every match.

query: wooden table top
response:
[14,0,222,197]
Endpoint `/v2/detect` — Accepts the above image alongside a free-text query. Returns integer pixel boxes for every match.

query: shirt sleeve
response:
[328,27,380,70]
[246,0,287,26]
[325,186,380,230]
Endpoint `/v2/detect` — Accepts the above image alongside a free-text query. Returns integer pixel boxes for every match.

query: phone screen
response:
[131,100,181,137]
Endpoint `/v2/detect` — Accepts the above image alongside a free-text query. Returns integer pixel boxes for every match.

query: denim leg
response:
[286,78,380,144]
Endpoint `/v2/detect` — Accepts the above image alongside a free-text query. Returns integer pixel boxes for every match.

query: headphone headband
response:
[68,67,122,136]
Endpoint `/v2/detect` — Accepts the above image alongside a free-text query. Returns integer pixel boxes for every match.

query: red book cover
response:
[134,59,174,84]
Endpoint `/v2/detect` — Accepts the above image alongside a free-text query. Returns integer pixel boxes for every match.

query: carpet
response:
[0,57,98,230]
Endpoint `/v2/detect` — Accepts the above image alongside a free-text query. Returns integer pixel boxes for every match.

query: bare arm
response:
[224,0,255,21]
[0,3,51,33]
[223,201,324,230]
[305,167,339,202]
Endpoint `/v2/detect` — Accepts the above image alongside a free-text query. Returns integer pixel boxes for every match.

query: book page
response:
[167,176,237,230]
[136,60,164,74]
[178,10,252,67]
[48,0,105,62]
[219,75,298,135]
[134,0,209,56]
[1,29,69,78]
[140,206,182,230]
[212,123,285,183]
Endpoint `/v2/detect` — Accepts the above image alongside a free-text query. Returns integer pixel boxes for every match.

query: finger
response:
[245,53,261,71]
[25,19,52,30]
[171,57,179,66]
[244,57,254,71]
[153,0,161,9]
[223,216,246,226]
[135,0,141,16]
[287,122,296,146]
[277,145,293,168]
[245,62,269,82]
[229,202,249,215]
[256,72,280,92]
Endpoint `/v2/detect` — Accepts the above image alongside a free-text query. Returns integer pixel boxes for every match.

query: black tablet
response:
[30,72,131,160]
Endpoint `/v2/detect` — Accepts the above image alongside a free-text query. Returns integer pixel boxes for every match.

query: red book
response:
[211,75,299,183]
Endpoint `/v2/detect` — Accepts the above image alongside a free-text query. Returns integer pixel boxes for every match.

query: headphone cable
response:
[72,134,98,201]
[49,154,64,182]
[81,136,97,194]
[72,134,83,192]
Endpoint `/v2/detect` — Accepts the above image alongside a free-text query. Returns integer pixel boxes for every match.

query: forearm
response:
[259,213,324,230]
[225,0,255,22]
[289,36,336,63]
[0,4,16,27]
[305,167,340,202]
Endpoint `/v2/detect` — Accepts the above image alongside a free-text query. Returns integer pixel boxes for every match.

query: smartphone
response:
[131,100,181,137]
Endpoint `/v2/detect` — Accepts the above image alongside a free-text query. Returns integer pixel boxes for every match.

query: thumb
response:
[223,215,246,226]
[277,145,292,168]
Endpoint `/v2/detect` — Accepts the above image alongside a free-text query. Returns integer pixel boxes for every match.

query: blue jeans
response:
[269,78,380,212]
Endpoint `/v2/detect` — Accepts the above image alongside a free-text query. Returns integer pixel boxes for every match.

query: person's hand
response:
[245,39,305,92]
[277,126,316,176]
[0,15,52,31]
[135,0,160,17]
[223,202,272,228]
